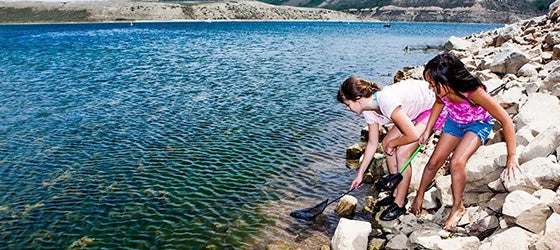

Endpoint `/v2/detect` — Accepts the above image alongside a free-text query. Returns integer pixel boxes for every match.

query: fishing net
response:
[289,200,328,220]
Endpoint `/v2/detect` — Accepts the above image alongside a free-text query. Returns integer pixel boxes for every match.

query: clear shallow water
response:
[0,21,501,249]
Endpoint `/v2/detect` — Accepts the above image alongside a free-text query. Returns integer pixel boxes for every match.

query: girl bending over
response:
[337,76,446,221]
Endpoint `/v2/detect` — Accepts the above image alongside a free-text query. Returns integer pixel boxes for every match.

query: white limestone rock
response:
[408,223,445,250]
[514,93,560,133]
[489,43,530,75]
[529,213,560,250]
[466,143,507,193]
[435,175,453,207]
[503,157,560,193]
[331,218,372,250]
[445,36,473,51]
[479,227,538,250]
[519,124,560,164]
[436,236,480,250]
[502,190,552,234]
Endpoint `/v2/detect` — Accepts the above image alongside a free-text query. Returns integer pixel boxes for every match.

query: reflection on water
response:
[0,21,501,248]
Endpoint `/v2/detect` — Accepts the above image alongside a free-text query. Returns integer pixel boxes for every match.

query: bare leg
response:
[393,143,416,207]
[444,132,481,231]
[410,133,459,215]
[382,126,403,197]
[392,122,426,207]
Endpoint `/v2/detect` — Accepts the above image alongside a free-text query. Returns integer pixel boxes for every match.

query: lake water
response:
[0,21,501,249]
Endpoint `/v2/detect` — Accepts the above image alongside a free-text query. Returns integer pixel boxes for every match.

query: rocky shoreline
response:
[328,1,560,249]
[3,0,560,249]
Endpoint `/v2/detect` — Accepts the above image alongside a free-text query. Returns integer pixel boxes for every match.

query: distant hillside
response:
[0,1,358,23]
[258,0,556,23]
[1,0,555,23]
[261,0,554,12]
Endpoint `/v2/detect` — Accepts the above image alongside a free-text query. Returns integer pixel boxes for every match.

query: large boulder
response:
[466,143,507,192]
[542,66,560,94]
[502,190,552,234]
[529,212,560,249]
[331,218,371,250]
[503,157,560,193]
[489,43,530,75]
[479,227,539,250]
[445,36,473,51]
[514,93,560,133]
[519,124,560,163]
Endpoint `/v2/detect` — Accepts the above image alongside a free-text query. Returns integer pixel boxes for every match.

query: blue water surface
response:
[0,21,501,249]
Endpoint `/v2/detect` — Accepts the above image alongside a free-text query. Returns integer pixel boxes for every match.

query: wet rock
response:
[335,195,357,218]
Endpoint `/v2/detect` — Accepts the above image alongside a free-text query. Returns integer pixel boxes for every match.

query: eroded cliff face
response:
[353,5,536,24]
[0,0,358,23]
[316,0,552,23]
[0,0,551,24]
[187,1,357,21]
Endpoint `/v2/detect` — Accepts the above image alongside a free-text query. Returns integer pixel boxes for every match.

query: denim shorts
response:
[442,116,495,143]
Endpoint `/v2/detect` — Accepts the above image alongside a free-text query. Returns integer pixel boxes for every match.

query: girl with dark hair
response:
[410,52,520,230]
[337,76,446,221]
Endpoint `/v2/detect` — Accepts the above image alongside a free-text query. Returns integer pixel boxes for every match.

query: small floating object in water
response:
[383,22,391,28]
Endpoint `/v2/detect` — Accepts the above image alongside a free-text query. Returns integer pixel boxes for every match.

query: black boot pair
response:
[379,198,408,221]
[375,195,395,207]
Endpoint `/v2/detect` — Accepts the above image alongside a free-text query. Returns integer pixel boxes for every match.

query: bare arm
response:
[470,88,520,178]
[351,122,379,189]
[386,106,421,150]
[419,98,445,144]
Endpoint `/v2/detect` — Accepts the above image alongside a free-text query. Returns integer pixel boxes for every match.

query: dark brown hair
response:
[423,52,486,97]
[337,76,381,103]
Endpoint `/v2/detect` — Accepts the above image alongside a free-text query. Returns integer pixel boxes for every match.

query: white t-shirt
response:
[363,79,436,125]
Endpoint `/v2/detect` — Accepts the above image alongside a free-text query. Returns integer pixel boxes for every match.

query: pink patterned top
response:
[440,88,492,124]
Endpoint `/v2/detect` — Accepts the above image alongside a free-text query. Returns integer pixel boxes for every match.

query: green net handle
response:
[398,144,423,174]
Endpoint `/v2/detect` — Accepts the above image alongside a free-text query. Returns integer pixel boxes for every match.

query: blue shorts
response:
[442,116,495,143]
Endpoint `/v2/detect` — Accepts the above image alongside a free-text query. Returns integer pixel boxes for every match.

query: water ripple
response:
[0,21,501,249]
